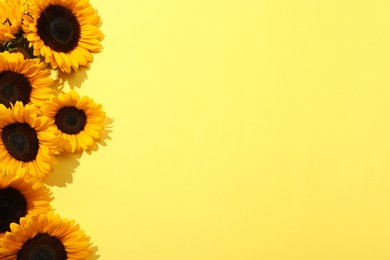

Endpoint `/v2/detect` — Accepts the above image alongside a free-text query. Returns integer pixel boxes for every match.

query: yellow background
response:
[45,0,390,259]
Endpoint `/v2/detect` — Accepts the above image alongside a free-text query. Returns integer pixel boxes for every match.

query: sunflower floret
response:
[0,212,92,259]
[0,169,52,239]
[23,0,103,73]
[0,102,58,180]
[0,51,53,108]
[41,90,105,153]
[0,0,24,42]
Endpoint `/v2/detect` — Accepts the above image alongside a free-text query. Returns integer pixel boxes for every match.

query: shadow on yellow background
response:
[45,0,390,259]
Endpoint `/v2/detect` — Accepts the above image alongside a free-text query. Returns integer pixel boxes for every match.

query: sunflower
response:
[0,102,58,180]
[0,168,52,239]
[22,0,103,73]
[0,212,92,259]
[0,51,53,108]
[0,0,23,42]
[41,90,105,153]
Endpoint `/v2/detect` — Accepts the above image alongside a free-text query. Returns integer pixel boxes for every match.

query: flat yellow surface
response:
[45,0,390,259]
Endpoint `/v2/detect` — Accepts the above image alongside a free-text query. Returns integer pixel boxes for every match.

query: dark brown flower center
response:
[17,233,67,260]
[55,106,86,134]
[0,187,27,233]
[0,71,32,108]
[37,4,81,53]
[1,123,39,162]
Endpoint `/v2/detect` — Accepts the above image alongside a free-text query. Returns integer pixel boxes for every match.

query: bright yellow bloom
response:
[0,168,52,238]
[0,0,23,42]
[42,90,105,153]
[0,212,92,259]
[0,51,53,108]
[23,0,103,73]
[0,102,58,179]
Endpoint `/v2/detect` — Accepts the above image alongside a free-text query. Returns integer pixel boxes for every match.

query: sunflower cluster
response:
[0,0,106,258]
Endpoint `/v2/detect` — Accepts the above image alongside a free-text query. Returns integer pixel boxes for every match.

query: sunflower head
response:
[0,102,58,180]
[0,168,52,238]
[41,90,106,153]
[0,212,92,259]
[0,51,53,108]
[0,0,24,42]
[23,0,103,73]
